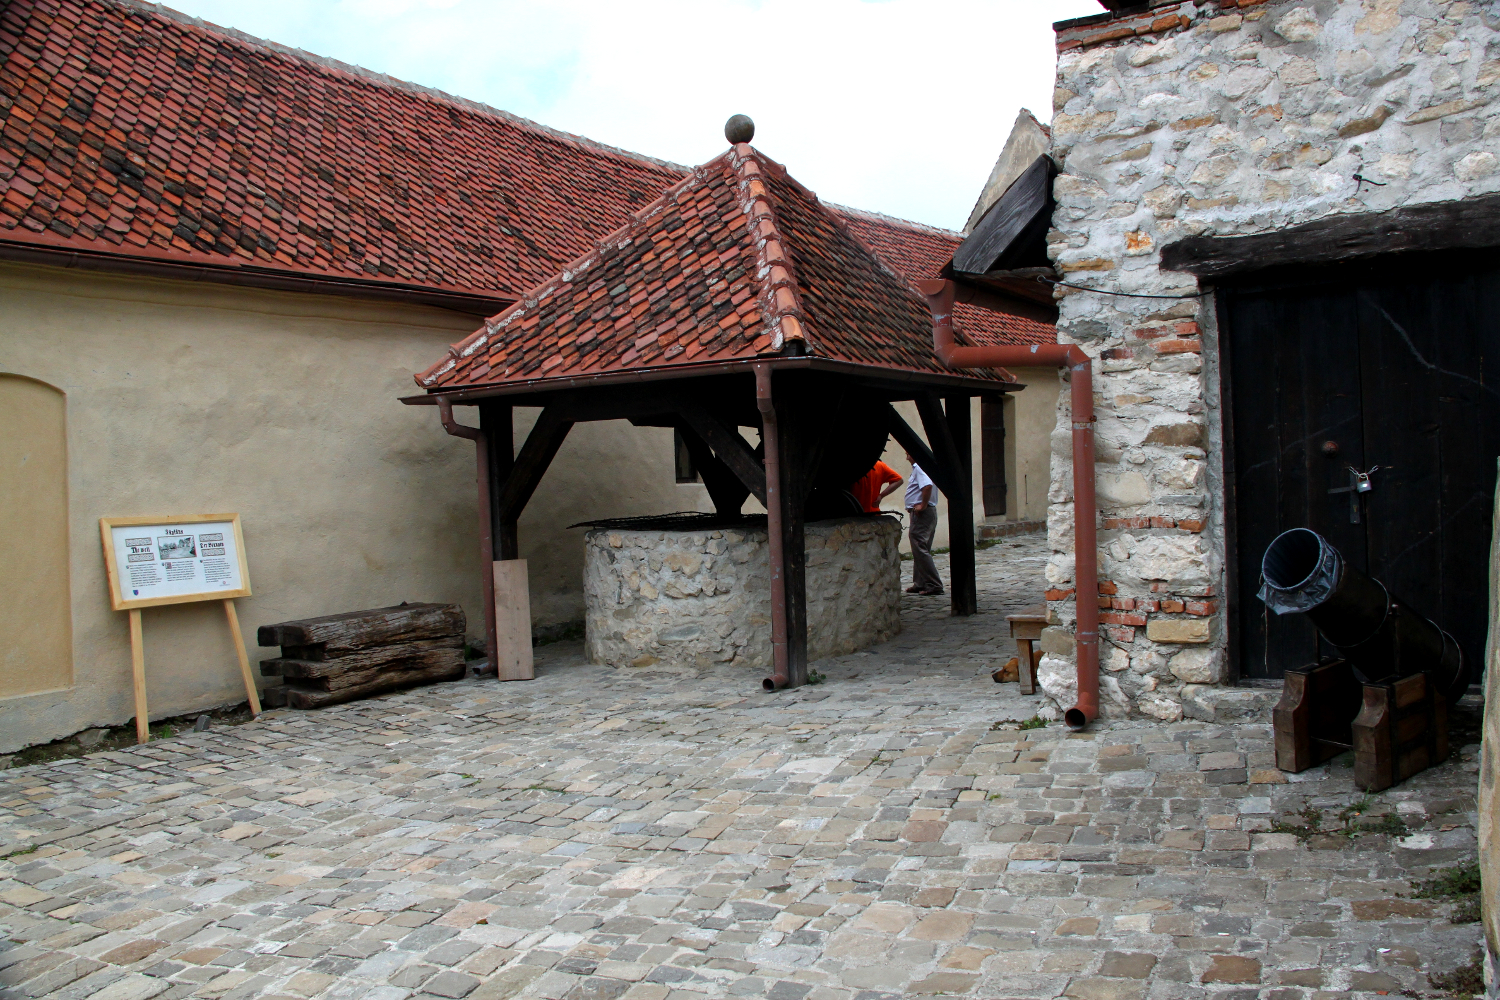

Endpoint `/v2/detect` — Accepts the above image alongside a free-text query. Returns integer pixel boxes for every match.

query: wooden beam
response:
[677,400,768,505]
[496,401,574,523]
[883,404,959,499]
[1160,192,1500,278]
[944,395,977,617]
[674,420,750,515]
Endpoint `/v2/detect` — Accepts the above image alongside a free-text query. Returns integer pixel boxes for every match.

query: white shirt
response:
[905,463,937,509]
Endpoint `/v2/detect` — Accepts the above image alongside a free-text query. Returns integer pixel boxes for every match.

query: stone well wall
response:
[1040,0,1500,721]
[584,516,902,671]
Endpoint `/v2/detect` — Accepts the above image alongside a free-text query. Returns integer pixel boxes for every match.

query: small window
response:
[674,428,699,484]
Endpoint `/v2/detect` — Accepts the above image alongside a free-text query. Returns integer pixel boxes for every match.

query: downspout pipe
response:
[916,279,1099,730]
[755,364,791,691]
[438,396,498,674]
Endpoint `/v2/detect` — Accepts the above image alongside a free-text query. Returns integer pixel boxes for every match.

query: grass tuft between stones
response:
[1270,796,1409,841]
[1411,859,1481,924]
[1427,949,1484,997]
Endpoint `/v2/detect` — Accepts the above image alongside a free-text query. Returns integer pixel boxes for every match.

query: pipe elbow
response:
[438,395,483,441]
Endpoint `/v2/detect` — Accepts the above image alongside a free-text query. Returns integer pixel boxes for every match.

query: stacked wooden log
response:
[257,603,467,709]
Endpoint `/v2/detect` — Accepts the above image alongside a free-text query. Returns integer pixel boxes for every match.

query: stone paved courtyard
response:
[0,533,1485,1000]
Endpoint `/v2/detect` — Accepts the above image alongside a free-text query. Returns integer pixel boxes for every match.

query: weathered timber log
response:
[1160,192,1500,278]
[256,603,464,654]
[260,636,464,680]
[277,657,467,709]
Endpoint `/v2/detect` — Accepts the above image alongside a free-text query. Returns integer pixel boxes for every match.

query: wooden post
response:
[945,394,977,616]
[129,608,148,744]
[223,599,262,716]
[482,403,518,561]
[776,393,809,687]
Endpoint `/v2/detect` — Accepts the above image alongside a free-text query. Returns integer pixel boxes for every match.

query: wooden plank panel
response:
[1357,277,1444,636]
[493,560,535,681]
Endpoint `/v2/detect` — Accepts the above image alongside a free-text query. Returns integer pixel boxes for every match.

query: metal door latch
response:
[1328,465,1382,523]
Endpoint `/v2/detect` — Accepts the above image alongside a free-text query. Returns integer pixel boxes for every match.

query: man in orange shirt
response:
[852,460,903,513]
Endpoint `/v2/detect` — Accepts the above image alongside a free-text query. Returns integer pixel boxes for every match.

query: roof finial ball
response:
[724,114,755,145]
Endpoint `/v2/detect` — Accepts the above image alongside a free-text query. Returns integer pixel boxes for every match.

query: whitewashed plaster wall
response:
[1041,0,1500,721]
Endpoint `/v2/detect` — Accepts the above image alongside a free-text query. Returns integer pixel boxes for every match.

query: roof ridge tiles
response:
[415,157,723,389]
[728,144,808,353]
[113,0,692,176]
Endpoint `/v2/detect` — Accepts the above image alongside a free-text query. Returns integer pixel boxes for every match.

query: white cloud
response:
[163,0,1102,229]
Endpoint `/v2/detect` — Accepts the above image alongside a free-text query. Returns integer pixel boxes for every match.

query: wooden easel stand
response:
[129,598,261,744]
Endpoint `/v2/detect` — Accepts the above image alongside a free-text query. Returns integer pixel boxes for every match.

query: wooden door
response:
[1224,251,1500,679]
[980,395,1006,517]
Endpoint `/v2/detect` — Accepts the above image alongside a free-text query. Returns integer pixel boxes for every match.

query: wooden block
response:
[257,603,464,653]
[1008,602,1047,642]
[260,637,464,679]
[493,560,535,681]
[279,658,466,709]
[1273,659,1357,773]
[1353,683,1395,792]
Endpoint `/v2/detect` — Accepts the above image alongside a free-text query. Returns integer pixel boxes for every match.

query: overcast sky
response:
[160,0,1102,231]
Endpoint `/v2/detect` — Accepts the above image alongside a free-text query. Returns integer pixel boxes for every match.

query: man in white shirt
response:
[904,454,943,595]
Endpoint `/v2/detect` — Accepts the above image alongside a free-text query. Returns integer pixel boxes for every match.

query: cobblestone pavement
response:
[1,533,1484,999]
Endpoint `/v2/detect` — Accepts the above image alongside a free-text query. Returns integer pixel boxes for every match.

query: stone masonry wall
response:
[584,516,901,672]
[1040,0,1500,721]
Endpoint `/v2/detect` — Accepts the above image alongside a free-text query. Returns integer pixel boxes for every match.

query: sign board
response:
[100,513,252,611]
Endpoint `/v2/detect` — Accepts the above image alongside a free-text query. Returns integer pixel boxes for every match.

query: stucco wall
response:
[1043,0,1500,720]
[0,263,706,750]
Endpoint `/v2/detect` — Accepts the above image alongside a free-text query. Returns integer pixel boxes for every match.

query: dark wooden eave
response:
[0,236,511,316]
[400,355,1022,409]
[1160,193,1500,280]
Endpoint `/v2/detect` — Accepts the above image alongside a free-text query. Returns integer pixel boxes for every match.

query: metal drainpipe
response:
[755,364,791,691]
[438,396,498,672]
[915,279,1100,730]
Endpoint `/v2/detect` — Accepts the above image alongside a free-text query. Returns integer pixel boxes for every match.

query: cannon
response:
[1260,528,1462,791]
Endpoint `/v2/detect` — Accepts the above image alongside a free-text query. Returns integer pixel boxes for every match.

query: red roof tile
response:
[418,145,1016,390]
[1,0,1054,352]
[838,206,1057,348]
[0,0,685,298]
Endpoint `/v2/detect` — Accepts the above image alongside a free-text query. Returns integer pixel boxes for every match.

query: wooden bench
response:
[1007,603,1047,695]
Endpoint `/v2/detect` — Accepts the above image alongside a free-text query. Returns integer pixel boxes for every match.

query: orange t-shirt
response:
[852,461,902,513]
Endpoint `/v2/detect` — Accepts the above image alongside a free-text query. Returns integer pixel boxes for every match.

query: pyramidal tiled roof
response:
[416,144,1014,390]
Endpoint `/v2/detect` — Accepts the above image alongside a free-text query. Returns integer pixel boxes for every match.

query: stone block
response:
[1146,619,1210,643]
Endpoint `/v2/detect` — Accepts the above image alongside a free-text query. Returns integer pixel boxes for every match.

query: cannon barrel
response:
[1259,528,1466,701]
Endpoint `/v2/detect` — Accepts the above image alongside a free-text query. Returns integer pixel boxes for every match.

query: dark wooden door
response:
[980,396,1006,517]
[1225,251,1500,679]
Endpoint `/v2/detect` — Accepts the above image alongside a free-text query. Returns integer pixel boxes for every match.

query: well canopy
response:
[417,144,1028,392]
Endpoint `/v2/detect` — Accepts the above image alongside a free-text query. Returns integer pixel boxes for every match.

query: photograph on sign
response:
[100,513,252,610]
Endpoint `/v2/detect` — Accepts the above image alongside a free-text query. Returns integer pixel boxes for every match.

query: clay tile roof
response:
[418,145,1023,390]
[0,0,686,300]
[837,206,1057,348]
